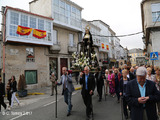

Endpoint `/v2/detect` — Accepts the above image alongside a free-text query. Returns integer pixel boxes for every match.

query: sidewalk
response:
[4,81,81,108]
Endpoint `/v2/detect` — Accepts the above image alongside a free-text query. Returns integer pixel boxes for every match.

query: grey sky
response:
[0,0,143,50]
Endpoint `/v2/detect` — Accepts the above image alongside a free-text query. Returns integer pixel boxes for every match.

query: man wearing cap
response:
[126,66,160,120]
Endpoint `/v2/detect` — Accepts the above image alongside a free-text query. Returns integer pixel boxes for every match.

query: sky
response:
[0,0,144,50]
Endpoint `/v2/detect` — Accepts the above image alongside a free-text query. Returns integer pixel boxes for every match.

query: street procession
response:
[1,0,160,120]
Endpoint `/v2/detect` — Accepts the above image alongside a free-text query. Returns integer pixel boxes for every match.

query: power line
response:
[91,31,143,38]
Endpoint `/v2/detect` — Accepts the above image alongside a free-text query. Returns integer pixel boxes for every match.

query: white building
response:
[29,0,83,79]
[114,37,121,60]
[141,0,160,66]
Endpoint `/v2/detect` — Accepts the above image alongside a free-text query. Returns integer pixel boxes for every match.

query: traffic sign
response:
[150,52,159,60]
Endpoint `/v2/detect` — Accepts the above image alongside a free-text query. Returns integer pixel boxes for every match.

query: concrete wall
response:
[5,44,50,89]
[29,0,52,18]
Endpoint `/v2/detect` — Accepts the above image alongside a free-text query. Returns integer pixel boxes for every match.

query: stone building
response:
[141,0,160,66]
[29,0,83,79]
[1,6,53,89]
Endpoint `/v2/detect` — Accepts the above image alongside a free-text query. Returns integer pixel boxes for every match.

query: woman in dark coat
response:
[6,79,12,108]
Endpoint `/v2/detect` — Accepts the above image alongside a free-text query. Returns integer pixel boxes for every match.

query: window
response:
[10,11,19,37]
[151,3,160,22]
[25,70,37,84]
[69,34,74,46]
[38,19,44,30]
[26,48,35,62]
[21,14,28,27]
[53,30,58,44]
[30,17,36,28]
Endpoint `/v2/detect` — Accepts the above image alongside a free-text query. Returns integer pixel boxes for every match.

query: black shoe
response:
[98,99,102,102]
[50,94,53,96]
[67,112,71,116]
[86,115,90,120]
[125,116,128,119]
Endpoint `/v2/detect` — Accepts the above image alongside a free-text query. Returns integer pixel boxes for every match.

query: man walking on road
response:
[56,67,75,116]
[80,66,95,120]
[126,66,160,120]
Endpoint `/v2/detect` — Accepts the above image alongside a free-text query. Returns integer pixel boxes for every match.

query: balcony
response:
[49,42,61,53]
[68,44,77,53]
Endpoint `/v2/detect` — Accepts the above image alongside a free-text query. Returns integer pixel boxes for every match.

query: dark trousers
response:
[7,91,12,106]
[123,96,128,117]
[97,84,103,100]
[0,96,7,111]
[82,90,93,116]
[115,84,120,101]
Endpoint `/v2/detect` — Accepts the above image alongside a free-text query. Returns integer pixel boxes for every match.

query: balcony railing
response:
[49,42,61,53]
[68,43,77,53]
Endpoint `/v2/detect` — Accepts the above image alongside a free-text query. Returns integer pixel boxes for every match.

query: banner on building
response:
[101,43,104,49]
[106,45,109,50]
[17,25,32,35]
[33,29,46,39]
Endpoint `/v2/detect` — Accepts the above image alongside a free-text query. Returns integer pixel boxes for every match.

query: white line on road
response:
[43,100,58,107]
[10,115,23,120]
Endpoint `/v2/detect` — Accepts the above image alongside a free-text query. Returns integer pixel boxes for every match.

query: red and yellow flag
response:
[101,43,104,49]
[106,45,109,50]
[33,29,46,39]
[17,25,32,35]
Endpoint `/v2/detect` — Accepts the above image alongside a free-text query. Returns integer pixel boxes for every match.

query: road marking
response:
[43,101,58,107]
[10,115,23,120]
[72,91,78,96]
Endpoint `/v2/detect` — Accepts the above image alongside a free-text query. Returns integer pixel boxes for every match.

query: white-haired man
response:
[80,66,95,120]
[126,66,160,120]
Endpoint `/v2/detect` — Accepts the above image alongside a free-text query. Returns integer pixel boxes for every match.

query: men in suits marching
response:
[56,67,75,116]
[126,66,160,120]
[80,66,95,120]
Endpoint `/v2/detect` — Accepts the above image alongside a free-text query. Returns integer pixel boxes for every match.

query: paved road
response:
[0,90,128,120]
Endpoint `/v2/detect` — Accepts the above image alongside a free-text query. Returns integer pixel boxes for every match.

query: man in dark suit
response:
[126,66,160,120]
[126,66,136,81]
[0,77,7,112]
[80,66,95,120]
[95,67,104,102]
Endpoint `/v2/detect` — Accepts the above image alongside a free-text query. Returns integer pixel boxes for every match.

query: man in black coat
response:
[126,67,160,120]
[80,66,95,120]
[126,66,136,81]
[95,67,104,102]
[0,77,7,112]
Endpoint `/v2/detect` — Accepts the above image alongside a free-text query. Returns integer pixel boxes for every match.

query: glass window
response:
[69,34,74,46]
[26,48,35,62]
[10,11,19,25]
[60,0,65,8]
[21,14,28,27]
[45,21,51,32]
[72,6,76,13]
[54,0,59,6]
[9,25,19,37]
[30,17,36,28]
[66,4,71,11]
[25,70,37,84]
[38,19,44,30]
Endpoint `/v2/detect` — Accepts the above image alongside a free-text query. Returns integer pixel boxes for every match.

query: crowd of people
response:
[1,64,160,120]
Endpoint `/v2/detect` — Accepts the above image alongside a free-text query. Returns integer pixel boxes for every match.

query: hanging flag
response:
[33,29,46,39]
[106,45,109,50]
[101,43,104,49]
[17,25,32,35]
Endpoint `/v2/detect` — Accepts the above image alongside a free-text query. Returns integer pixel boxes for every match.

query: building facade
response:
[1,6,53,89]
[141,0,160,66]
[29,0,83,79]
[0,31,2,75]
[129,48,145,66]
